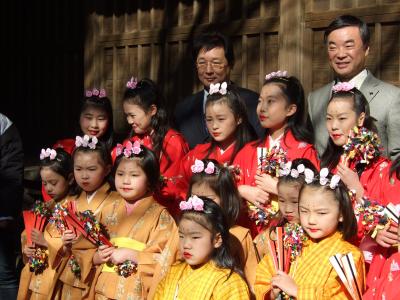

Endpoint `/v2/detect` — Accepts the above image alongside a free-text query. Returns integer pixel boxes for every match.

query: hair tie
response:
[75,135,98,149]
[209,82,228,95]
[116,140,142,158]
[179,195,204,211]
[40,148,57,160]
[126,77,138,89]
[265,70,288,81]
[332,82,355,93]
[85,88,107,98]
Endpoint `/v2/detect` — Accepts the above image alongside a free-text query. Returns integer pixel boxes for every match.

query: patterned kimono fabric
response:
[52,183,117,300]
[254,231,365,300]
[153,261,250,300]
[93,195,176,300]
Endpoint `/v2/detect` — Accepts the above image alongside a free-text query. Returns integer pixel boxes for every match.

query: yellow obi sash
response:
[102,237,146,273]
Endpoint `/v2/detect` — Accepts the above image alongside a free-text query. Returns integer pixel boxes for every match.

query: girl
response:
[91,142,177,299]
[253,158,318,259]
[117,77,188,214]
[51,135,118,299]
[255,170,365,299]
[154,196,250,300]
[321,81,390,202]
[233,71,319,234]
[43,88,114,201]
[178,82,256,197]
[18,148,72,300]
[189,159,258,288]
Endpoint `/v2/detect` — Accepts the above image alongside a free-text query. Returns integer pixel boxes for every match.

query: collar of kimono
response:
[303,231,343,248]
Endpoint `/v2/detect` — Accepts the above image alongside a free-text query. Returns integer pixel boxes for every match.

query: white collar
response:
[339,69,368,89]
[86,190,98,204]
[268,133,283,150]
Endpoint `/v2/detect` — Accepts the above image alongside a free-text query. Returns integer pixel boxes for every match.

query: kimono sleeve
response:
[254,254,276,300]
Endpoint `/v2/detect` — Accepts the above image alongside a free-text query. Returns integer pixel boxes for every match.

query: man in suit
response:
[174,31,264,149]
[308,15,400,160]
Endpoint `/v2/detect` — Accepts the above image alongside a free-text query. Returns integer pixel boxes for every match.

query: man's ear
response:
[213,233,223,249]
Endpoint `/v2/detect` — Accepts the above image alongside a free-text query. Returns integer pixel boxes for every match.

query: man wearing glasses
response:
[174,31,263,149]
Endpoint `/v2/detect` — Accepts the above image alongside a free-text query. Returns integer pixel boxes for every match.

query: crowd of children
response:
[18,72,400,299]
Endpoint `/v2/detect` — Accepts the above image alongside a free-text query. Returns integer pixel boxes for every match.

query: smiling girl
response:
[154,196,250,300]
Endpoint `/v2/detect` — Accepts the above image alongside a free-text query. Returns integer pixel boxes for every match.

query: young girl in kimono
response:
[321,81,390,202]
[255,170,365,299]
[189,159,258,289]
[154,196,251,300]
[43,88,114,202]
[92,142,176,299]
[233,71,318,234]
[18,148,72,300]
[52,135,117,299]
[178,82,256,197]
[117,77,188,215]
[253,158,317,260]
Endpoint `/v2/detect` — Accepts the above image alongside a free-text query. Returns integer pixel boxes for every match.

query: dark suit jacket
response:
[174,86,264,149]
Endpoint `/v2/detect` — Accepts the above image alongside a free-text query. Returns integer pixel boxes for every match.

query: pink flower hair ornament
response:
[332,82,355,93]
[209,82,228,95]
[75,135,98,149]
[179,195,204,211]
[40,148,57,160]
[265,70,288,81]
[126,77,138,89]
[115,141,142,158]
[85,88,107,98]
[191,159,217,175]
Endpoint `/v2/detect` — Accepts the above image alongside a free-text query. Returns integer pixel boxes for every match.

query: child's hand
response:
[375,226,399,248]
[337,163,364,199]
[255,173,278,195]
[110,248,137,265]
[93,245,114,265]
[23,245,36,257]
[271,271,298,297]
[270,287,281,299]
[238,185,269,208]
[31,228,47,247]
[61,230,77,246]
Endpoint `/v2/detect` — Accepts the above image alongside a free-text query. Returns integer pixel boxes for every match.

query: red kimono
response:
[233,130,319,187]
[377,163,400,206]
[177,142,236,200]
[112,129,188,216]
[233,130,319,236]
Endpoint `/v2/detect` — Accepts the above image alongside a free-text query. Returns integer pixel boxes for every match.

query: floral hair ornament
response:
[265,70,288,81]
[179,195,204,211]
[40,148,57,160]
[75,135,98,149]
[115,141,142,158]
[191,159,205,173]
[319,168,341,189]
[304,168,314,184]
[332,82,355,93]
[209,82,228,95]
[126,77,138,89]
[85,88,107,98]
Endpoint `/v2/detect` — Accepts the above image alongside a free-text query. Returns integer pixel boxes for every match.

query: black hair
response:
[321,88,377,171]
[260,76,314,146]
[80,91,114,150]
[122,78,172,168]
[179,196,241,277]
[390,156,400,180]
[70,139,112,196]
[205,86,256,164]
[39,147,72,180]
[192,31,235,68]
[299,177,358,241]
[188,159,241,228]
[324,15,370,49]
[111,145,160,193]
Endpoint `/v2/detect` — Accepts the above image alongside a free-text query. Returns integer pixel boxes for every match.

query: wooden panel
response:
[380,23,400,85]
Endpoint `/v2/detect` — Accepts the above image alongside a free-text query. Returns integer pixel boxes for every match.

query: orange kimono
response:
[93,195,177,299]
[254,231,365,300]
[52,183,117,300]
[154,261,250,300]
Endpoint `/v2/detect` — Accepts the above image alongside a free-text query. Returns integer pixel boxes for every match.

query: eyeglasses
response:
[196,60,227,71]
